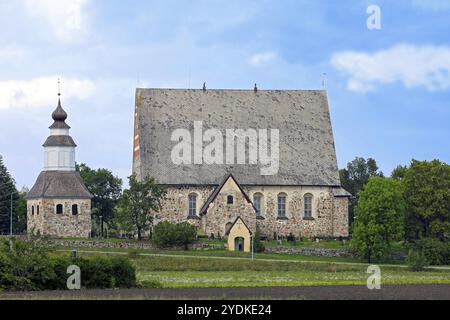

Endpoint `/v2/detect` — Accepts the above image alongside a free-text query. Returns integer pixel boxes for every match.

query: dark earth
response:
[0,284,449,300]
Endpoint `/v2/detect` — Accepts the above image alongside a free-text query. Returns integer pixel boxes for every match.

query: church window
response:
[31,206,34,215]
[188,194,197,216]
[227,195,234,204]
[72,204,78,216]
[37,205,39,215]
[253,193,263,217]
[304,194,313,218]
[56,204,63,215]
[277,193,286,218]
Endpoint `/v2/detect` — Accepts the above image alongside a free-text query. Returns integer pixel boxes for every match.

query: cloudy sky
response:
[0,0,449,189]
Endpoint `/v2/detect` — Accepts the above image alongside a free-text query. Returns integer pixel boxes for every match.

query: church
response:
[133,88,350,242]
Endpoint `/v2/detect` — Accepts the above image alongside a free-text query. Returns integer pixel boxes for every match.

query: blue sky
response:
[0,0,449,188]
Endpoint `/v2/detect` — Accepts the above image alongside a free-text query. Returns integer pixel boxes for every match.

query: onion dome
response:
[52,98,68,122]
[49,97,70,129]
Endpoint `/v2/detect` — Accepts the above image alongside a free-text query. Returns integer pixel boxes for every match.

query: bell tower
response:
[26,84,93,238]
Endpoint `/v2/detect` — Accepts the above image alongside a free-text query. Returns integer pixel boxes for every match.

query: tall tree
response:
[402,160,450,241]
[117,175,167,240]
[339,157,384,227]
[76,163,123,236]
[391,165,408,181]
[351,177,405,263]
[0,155,20,235]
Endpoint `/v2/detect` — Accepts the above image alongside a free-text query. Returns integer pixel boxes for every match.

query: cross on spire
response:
[58,78,61,97]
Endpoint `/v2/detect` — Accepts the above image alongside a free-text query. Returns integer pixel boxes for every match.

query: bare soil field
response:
[1,284,449,300]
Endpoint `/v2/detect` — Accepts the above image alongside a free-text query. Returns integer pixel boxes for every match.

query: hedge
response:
[0,239,136,291]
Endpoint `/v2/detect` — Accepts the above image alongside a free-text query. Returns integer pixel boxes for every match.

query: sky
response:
[0,0,449,189]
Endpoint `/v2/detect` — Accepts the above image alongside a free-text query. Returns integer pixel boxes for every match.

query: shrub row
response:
[0,239,136,291]
[416,238,450,265]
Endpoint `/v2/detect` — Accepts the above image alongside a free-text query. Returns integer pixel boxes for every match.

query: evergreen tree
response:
[0,155,20,235]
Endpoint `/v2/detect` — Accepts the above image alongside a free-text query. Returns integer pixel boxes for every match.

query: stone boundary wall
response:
[264,246,356,257]
[2,236,354,257]
[0,236,224,251]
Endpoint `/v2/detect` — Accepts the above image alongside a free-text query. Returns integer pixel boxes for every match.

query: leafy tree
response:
[339,157,384,227]
[0,155,20,235]
[402,160,450,241]
[351,177,405,263]
[152,221,197,249]
[117,175,167,240]
[391,165,408,181]
[76,163,123,236]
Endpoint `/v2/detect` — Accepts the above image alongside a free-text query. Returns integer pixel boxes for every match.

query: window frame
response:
[56,204,64,215]
[253,193,263,217]
[227,195,234,205]
[304,194,313,218]
[72,204,79,216]
[188,193,198,217]
[277,193,287,218]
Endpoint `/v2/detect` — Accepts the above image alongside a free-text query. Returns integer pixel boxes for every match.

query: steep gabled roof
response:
[225,216,253,236]
[134,88,342,186]
[199,173,257,215]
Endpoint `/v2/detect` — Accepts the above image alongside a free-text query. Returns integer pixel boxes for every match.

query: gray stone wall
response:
[158,185,349,239]
[27,199,91,238]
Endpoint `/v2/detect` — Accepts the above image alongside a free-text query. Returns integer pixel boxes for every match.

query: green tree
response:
[14,191,27,234]
[117,175,167,240]
[0,155,20,235]
[76,163,123,236]
[391,165,408,181]
[339,157,384,227]
[402,160,450,241]
[351,177,405,263]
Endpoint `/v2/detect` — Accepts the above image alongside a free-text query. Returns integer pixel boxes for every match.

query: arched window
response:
[304,194,313,218]
[277,193,287,218]
[253,193,263,217]
[56,204,63,215]
[188,193,197,216]
[72,204,78,216]
[227,195,234,204]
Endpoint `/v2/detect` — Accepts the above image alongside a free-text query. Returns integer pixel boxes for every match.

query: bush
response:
[111,256,136,288]
[152,221,197,249]
[416,238,450,265]
[0,239,137,291]
[406,248,428,271]
[0,239,56,291]
[253,231,265,253]
[287,233,296,243]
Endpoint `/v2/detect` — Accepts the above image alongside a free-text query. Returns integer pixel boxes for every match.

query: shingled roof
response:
[26,171,93,200]
[134,88,341,186]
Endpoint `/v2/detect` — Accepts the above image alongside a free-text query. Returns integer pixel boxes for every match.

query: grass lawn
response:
[54,248,450,289]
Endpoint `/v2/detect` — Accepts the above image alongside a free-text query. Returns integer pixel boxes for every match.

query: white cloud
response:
[0,76,95,109]
[331,44,450,92]
[23,0,89,43]
[249,52,277,66]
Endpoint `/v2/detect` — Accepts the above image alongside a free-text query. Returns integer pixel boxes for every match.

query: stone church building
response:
[133,88,350,241]
[26,96,92,238]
